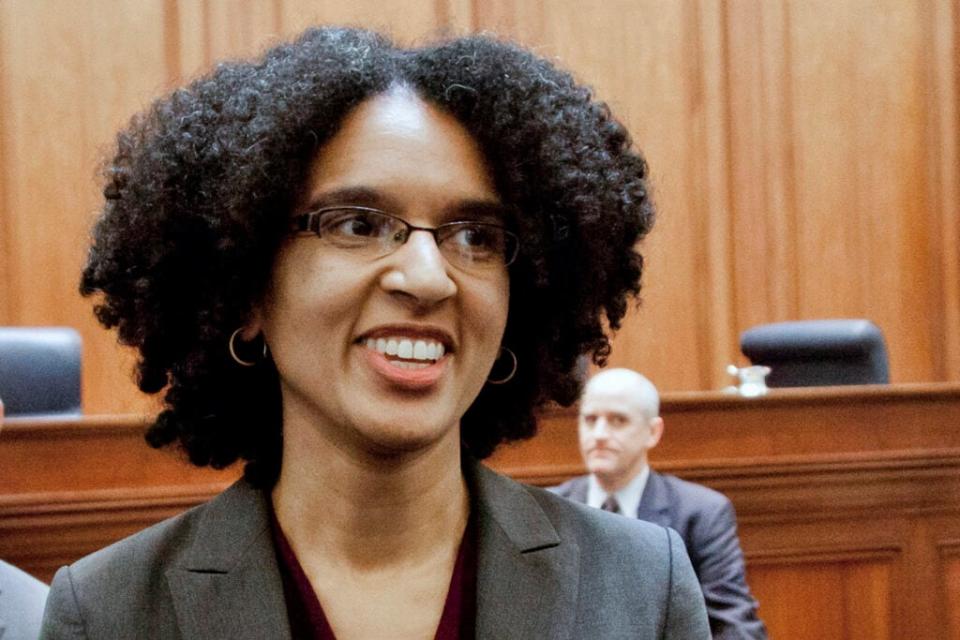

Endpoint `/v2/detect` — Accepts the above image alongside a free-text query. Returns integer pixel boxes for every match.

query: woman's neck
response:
[271,413,469,571]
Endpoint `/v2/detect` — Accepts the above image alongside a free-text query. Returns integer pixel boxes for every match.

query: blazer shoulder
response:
[546,474,588,499]
[526,483,676,561]
[656,472,733,510]
[64,479,261,605]
[523,483,711,637]
[69,494,208,586]
[41,496,211,640]
[42,480,280,639]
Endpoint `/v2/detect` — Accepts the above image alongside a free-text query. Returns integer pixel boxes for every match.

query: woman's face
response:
[252,89,510,456]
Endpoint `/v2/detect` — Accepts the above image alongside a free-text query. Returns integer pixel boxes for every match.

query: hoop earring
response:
[487,347,517,385]
[228,328,267,367]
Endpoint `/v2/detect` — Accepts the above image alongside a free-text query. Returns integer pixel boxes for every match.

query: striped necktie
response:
[601,495,621,514]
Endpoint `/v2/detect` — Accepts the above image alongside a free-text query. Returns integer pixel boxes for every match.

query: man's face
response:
[578,384,661,488]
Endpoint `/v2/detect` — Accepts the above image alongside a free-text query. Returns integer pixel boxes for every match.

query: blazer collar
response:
[467,461,579,640]
[636,470,671,525]
[165,479,291,640]
[164,464,582,640]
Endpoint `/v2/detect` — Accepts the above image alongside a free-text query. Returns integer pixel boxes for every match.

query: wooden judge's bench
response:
[3,383,960,639]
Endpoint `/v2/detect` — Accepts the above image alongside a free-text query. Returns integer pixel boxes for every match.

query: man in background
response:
[551,368,767,639]
[0,399,49,639]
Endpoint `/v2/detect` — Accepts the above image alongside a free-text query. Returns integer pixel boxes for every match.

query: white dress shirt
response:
[587,465,650,517]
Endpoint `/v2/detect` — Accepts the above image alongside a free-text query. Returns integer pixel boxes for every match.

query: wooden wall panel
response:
[473,0,734,390]
[0,0,170,415]
[278,0,466,43]
[748,559,892,640]
[923,0,960,380]
[171,0,284,81]
[2,0,960,414]
[0,0,455,415]
[725,0,960,386]
[942,544,960,640]
[788,0,939,382]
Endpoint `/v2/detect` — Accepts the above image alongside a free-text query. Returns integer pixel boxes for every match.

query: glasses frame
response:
[290,205,521,268]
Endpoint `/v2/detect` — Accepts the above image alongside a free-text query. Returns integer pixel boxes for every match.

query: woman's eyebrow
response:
[303,188,510,223]
[449,200,512,224]
[302,186,394,211]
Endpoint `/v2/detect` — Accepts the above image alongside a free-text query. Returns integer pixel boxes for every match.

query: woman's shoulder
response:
[526,481,677,552]
[470,465,709,637]
[471,462,678,564]
[41,481,282,638]
[40,479,266,638]
[69,480,259,584]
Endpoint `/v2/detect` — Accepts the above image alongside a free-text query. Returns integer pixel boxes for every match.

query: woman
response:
[41,27,709,639]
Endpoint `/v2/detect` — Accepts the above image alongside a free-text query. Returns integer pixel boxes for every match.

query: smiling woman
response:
[40,27,709,640]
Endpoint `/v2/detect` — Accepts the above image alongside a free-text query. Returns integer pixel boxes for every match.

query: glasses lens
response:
[317,208,406,254]
[438,223,519,269]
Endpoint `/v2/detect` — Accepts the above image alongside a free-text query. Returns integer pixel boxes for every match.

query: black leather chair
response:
[740,319,889,388]
[0,327,82,417]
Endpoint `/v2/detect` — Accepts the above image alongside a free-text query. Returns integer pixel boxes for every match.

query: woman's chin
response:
[346,410,460,458]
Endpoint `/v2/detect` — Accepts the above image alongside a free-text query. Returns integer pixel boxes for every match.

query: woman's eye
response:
[452,225,502,251]
[323,211,391,239]
[338,214,377,236]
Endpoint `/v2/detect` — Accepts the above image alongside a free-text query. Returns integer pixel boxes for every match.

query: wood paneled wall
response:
[1,0,959,413]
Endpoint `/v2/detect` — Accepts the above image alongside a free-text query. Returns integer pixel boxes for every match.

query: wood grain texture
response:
[473,0,732,390]
[776,0,947,385]
[2,0,960,409]
[0,0,169,415]
[749,559,893,640]
[941,542,960,640]
[924,0,960,380]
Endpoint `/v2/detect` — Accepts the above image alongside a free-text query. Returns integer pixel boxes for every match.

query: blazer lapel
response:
[165,480,291,640]
[468,462,579,640]
[636,471,671,527]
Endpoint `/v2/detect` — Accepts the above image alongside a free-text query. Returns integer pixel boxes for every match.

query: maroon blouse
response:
[270,508,477,639]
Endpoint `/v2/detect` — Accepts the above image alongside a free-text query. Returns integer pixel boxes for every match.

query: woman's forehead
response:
[303,89,498,212]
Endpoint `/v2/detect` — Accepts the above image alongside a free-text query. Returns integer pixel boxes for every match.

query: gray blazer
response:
[41,462,709,639]
[551,472,766,640]
[1,559,49,640]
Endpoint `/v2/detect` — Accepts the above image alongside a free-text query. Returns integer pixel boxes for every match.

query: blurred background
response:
[3,0,958,414]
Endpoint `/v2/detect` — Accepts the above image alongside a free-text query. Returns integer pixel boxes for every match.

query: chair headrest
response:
[0,327,82,417]
[740,319,889,387]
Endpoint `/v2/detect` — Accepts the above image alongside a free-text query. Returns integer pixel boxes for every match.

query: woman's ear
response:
[240,308,264,340]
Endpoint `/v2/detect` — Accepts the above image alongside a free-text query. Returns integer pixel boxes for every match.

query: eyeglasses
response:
[290,206,520,271]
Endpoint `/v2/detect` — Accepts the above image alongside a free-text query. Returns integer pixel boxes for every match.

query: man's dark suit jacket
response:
[40,461,711,639]
[551,471,767,640]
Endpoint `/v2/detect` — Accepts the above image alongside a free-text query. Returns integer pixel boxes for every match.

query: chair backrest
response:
[0,327,82,417]
[740,319,889,388]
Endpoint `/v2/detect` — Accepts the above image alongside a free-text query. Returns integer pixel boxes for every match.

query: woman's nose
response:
[379,230,457,305]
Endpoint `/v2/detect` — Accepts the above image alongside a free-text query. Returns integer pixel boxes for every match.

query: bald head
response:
[583,368,660,420]
[577,368,664,492]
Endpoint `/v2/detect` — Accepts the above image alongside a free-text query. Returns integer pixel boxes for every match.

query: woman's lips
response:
[361,344,448,390]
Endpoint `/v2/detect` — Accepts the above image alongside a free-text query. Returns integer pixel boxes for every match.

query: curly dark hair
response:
[80,27,653,486]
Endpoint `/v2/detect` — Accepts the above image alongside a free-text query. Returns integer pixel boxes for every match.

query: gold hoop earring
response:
[487,347,517,385]
[228,328,267,367]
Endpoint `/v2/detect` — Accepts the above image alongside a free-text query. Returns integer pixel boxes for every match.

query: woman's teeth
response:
[364,337,446,363]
